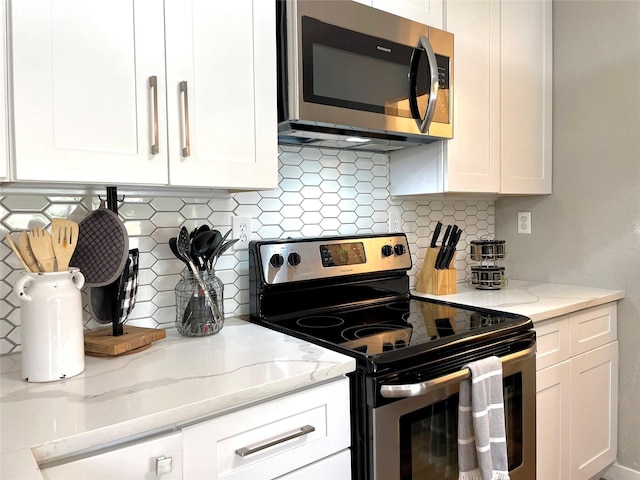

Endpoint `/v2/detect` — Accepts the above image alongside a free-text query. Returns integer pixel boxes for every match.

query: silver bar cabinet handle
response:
[380,342,536,399]
[179,81,191,157]
[150,76,159,155]
[235,425,315,457]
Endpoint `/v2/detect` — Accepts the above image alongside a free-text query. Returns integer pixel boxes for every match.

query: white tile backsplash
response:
[0,147,494,353]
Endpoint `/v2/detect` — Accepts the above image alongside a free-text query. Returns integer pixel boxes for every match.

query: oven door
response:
[371,340,536,480]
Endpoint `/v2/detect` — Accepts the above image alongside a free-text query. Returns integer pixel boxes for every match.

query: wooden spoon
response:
[28,227,56,272]
[17,231,40,272]
[5,233,32,272]
[51,218,79,271]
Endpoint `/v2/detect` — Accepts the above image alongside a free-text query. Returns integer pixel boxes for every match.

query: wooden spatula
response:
[18,230,40,272]
[5,233,32,272]
[28,227,56,272]
[51,218,79,271]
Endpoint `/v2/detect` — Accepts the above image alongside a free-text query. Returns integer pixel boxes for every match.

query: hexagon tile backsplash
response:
[0,147,494,354]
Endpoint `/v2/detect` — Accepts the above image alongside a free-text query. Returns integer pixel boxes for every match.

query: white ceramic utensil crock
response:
[13,268,86,382]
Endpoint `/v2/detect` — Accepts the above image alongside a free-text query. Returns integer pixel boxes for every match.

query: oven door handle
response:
[380,342,536,399]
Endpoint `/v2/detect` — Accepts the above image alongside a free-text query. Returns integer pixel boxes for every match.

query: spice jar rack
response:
[468,239,507,290]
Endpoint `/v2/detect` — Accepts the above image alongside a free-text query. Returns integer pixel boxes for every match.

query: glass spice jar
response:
[175,268,224,337]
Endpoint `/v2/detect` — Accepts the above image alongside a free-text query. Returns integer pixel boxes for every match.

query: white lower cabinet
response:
[182,378,351,479]
[41,431,184,480]
[534,303,618,480]
[38,378,351,480]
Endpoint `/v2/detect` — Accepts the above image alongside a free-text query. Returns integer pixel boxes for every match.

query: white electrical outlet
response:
[388,207,403,232]
[232,216,251,249]
[517,211,532,234]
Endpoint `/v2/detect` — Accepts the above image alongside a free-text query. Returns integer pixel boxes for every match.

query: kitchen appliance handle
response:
[179,81,191,157]
[235,425,315,457]
[380,342,536,398]
[408,35,439,133]
[150,76,159,155]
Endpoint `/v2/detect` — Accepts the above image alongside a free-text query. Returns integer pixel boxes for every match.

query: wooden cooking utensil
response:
[5,233,32,272]
[51,218,79,271]
[17,231,40,272]
[28,228,56,272]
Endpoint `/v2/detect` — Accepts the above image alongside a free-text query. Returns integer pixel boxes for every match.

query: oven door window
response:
[398,374,524,480]
[301,16,431,119]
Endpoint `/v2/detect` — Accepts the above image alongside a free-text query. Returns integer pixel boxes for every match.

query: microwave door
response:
[409,35,439,133]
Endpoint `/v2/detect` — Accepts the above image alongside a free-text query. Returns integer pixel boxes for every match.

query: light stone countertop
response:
[0,318,356,479]
[412,279,625,322]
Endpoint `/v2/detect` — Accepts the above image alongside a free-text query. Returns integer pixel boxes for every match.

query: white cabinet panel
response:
[570,341,618,480]
[41,431,183,480]
[500,0,552,194]
[535,315,570,371]
[372,0,443,28]
[182,378,351,479]
[11,0,168,184]
[164,0,276,189]
[275,450,352,479]
[569,303,617,357]
[536,361,571,480]
[1,0,8,180]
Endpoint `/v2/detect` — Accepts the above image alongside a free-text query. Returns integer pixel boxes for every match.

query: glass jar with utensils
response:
[175,268,224,337]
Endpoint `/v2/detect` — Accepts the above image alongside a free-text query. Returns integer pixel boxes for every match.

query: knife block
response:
[415,247,457,295]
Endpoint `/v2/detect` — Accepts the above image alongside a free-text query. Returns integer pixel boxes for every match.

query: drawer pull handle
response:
[235,425,315,457]
[179,81,191,157]
[150,76,159,155]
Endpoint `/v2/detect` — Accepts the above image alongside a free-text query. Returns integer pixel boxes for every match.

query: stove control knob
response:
[381,245,393,257]
[288,252,301,266]
[394,244,406,256]
[269,253,284,268]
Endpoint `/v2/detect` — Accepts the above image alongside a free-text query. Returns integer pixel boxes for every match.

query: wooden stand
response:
[415,247,458,295]
[84,326,166,357]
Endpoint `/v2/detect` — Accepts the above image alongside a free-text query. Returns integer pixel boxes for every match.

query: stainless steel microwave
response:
[277,0,454,152]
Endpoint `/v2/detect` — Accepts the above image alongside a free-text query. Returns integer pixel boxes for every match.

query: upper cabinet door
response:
[444,0,500,193]
[11,0,168,184]
[372,0,444,28]
[1,0,9,180]
[164,0,277,190]
[500,0,552,194]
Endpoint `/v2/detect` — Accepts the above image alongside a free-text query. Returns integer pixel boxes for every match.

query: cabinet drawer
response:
[275,450,352,479]
[182,378,350,479]
[535,316,570,371]
[41,431,182,480]
[569,303,617,356]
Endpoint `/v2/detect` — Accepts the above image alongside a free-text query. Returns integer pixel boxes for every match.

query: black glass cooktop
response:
[255,297,532,368]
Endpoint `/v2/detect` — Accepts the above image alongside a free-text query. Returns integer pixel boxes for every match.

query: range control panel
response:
[251,234,411,285]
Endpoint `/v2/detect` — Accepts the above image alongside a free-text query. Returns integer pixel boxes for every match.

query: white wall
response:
[496,0,640,470]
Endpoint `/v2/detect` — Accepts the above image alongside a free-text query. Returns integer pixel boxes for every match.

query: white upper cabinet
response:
[9,0,277,190]
[500,0,552,194]
[390,0,552,196]
[353,0,443,28]
[1,0,10,180]
[11,0,168,185]
[164,0,277,189]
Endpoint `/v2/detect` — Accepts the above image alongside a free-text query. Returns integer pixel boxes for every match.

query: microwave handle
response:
[379,341,536,399]
[409,35,439,133]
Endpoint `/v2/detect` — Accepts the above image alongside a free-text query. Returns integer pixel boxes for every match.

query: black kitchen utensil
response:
[430,221,443,248]
[211,239,239,269]
[434,224,452,269]
[170,237,189,266]
[192,230,219,270]
[176,227,222,322]
[443,227,463,269]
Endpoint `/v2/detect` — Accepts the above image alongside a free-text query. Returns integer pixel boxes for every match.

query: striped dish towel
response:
[458,356,510,480]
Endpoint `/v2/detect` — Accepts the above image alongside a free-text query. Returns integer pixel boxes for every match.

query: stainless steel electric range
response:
[249,233,536,480]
